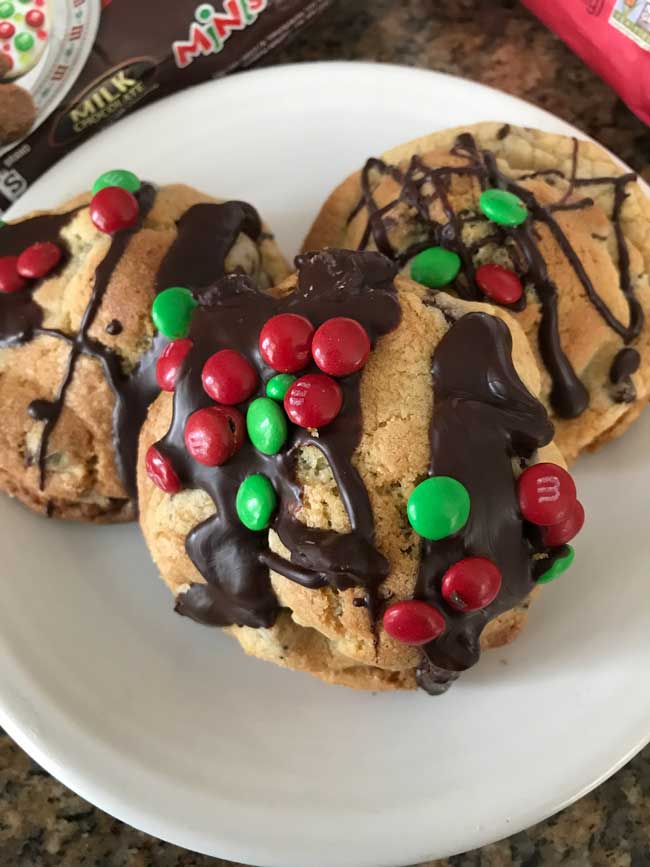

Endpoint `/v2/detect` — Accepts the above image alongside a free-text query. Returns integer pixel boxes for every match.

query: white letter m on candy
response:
[537,475,561,503]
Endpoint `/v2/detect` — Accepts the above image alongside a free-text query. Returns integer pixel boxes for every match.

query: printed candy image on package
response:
[0,0,99,151]
[0,0,53,80]
[609,0,650,47]
[0,0,332,213]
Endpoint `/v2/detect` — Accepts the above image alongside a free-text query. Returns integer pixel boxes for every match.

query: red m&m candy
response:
[202,349,258,405]
[284,373,342,428]
[518,462,577,526]
[441,557,502,612]
[0,21,14,37]
[475,263,523,305]
[383,600,446,645]
[145,445,182,494]
[184,406,244,467]
[17,241,62,279]
[90,186,139,234]
[25,8,44,27]
[312,317,371,377]
[542,500,585,547]
[155,339,193,392]
[259,313,314,373]
[0,256,26,293]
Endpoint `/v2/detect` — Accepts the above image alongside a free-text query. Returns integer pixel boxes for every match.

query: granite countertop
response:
[3,1,650,865]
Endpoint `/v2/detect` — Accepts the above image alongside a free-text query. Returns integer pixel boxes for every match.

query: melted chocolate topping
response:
[155,250,400,629]
[112,200,262,496]
[414,312,554,691]
[156,201,261,291]
[0,211,78,347]
[153,249,559,694]
[610,347,641,384]
[350,133,642,420]
[0,194,262,499]
[610,347,641,403]
[27,185,157,488]
[105,319,123,335]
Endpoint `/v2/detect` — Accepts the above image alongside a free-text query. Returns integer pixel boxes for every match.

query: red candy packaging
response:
[522,0,650,125]
[0,0,332,214]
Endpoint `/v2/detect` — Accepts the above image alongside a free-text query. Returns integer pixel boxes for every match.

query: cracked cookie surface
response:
[305,122,650,462]
[0,184,288,521]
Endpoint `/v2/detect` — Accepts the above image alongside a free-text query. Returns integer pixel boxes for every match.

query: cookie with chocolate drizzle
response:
[0,180,288,521]
[304,122,650,463]
[138,249,574,693]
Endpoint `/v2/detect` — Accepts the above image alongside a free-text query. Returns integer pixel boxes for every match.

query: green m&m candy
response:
[479,188,528,227]
[236,474,278,531]
[92,169,141,196]
[537,545,575,585]
[407,476,470,541]
[0,3,14,18]
[246,397,287,455]
[15,32,34,52]
[410,246,461,289]
[152,287,197,339]
[266,373,296,402]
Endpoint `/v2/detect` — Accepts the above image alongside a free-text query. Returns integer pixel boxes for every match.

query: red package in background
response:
[521,0,650,125]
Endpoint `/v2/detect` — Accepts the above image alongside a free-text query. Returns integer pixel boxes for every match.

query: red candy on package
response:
[522,0,650,125]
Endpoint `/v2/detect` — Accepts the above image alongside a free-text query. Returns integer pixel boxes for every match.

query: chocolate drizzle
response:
[153,250,558,695]
[112,200,262,496]
[154,250,400,629]
[0,194,263,499]
[610,347,641,384]
[415,312,554,693]
[156,202,261,291]
[350,134,642,420]
[0,211,78,347]
[26,185,157,488]
[610,347,641,403]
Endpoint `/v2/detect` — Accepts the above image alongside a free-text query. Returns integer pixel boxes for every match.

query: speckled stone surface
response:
[2,1,650,865]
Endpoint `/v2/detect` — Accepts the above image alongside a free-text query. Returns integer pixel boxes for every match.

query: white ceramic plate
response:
[2,62,649,867]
